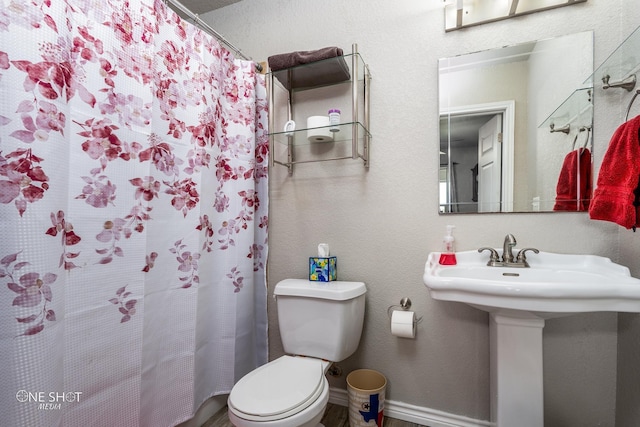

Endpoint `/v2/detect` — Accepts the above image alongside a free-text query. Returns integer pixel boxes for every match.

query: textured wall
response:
[205,1,640,425]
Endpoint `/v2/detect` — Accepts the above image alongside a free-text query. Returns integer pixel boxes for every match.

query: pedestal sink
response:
[423,249,640,427]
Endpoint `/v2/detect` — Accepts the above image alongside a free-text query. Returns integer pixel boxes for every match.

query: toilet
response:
[227,279,367,427]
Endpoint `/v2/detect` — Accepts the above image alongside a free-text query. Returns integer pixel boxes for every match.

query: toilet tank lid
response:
[274,279,366,300]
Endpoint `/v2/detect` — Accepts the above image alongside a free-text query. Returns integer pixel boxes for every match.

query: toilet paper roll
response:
[307,116,334,143]
[391,310,416,339]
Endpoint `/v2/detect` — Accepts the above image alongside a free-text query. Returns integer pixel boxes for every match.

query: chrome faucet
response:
[478,234,539,268]
[503,234,516,263]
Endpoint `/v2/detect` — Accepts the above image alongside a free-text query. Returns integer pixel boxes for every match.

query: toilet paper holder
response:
[387,298,423,325]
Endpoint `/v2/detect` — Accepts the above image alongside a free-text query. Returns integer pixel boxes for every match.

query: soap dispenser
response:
[439,225,457,265]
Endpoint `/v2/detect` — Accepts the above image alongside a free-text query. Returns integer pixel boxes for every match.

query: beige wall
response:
[205,1,640,425]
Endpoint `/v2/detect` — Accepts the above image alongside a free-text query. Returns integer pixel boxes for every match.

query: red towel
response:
[554,148,592,211]
[589,115,640,229]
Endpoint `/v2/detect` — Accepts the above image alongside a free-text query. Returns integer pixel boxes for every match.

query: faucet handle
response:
[515,248,540,266]
[478,247,501,266]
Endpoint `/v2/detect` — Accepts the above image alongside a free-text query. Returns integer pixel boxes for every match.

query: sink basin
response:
[423,249,640,318]
[424,249,640,426]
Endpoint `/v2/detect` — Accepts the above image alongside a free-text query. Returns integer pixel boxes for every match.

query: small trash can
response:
[346,369,387,427]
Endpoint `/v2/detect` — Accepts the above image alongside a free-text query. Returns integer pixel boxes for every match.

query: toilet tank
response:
[274,279,366,362]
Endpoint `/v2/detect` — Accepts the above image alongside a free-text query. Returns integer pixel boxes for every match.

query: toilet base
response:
[228,411,325,427]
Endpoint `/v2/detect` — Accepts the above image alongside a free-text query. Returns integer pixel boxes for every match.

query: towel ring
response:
[571,126,591,151]
[625,89,640,122]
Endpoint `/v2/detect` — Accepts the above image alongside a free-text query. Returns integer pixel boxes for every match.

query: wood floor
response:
[202,403,428,427]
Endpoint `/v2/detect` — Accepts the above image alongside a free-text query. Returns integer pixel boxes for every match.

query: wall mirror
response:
[439,30,594,214]
[444,0,588,32]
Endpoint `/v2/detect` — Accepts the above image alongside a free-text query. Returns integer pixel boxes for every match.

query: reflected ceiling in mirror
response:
[439,31,594,214]
[444,0,588,32]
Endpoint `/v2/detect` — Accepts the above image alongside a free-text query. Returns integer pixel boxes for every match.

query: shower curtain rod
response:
[165,0,263,72]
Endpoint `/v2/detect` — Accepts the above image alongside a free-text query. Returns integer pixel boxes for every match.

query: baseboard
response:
[177,394,228,427]
[329,387,494,427]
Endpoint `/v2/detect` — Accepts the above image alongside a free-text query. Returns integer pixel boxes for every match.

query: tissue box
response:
[309,257,337,282]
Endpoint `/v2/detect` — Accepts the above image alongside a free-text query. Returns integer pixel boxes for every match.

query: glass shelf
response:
[539,87,593,129]
[270,122,371,146]
[586,24,640,88]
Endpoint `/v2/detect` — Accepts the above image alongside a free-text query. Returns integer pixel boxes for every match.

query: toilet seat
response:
[228,355,326,422]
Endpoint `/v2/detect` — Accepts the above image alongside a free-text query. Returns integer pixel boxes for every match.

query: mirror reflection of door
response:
[440,112,505,213]
[478,115,502,212]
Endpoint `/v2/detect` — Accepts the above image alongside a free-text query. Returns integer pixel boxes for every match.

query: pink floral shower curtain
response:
[0,0,268,425]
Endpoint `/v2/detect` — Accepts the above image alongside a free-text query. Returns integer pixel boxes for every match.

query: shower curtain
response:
[0,0,269,425]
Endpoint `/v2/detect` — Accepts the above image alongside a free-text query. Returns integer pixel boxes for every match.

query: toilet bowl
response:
[227,356,330,427]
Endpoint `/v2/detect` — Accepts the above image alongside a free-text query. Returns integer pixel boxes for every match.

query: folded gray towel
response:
[268,47,344,71]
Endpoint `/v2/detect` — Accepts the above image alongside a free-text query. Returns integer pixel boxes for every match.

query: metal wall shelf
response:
[267,44,371,175]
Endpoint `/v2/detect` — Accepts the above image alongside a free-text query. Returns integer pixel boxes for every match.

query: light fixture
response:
[444,0,587,32]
